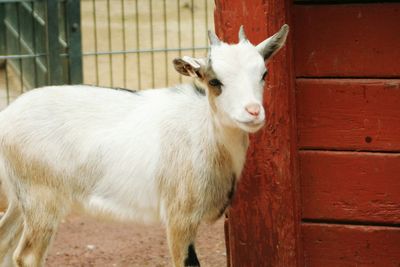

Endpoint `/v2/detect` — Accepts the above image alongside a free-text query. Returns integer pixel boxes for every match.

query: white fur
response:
[211,41,267,131]
[1,85,203,223]
[0,24,289,267]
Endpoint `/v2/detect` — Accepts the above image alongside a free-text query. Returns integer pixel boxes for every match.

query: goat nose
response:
[245,103,261,117]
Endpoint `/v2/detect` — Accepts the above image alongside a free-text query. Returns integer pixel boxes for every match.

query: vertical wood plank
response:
[215,1,301,266]
[0,4,5,61]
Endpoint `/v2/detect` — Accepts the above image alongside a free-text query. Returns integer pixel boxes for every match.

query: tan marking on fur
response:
[156,118,236,265]
[202,142,235,222]
[157,130,199,266]
[157,126,198,217]
[13,223,57,267]
[167,220,199,267]
[3,143,64,188]
[0,203,23,260]
[0,141,103,266]
[0,183,8,211]
[2,142,101,198]
[193,63,221,113]
[157,126,235,219]
[204,65,222,96]
[11,184,66,267]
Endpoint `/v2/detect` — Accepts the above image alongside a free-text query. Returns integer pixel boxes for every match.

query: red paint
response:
[296,79,400,151]
[294,4,400,77]
[294,4,400,264]
[303,223,400,267]
[300,151,400,224]
[217,1,400,266]
[215,0,302,266]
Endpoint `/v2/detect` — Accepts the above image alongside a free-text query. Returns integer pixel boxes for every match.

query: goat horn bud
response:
[208,30,221,46]
[238,25,247,42]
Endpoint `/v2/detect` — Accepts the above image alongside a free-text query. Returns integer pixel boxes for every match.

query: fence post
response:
[0,4,5,61]
[214,0,302,266]
[45,0,62,85]
[66,0,82,84]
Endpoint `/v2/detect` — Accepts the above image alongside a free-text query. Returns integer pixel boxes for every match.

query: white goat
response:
[0,25,288,267]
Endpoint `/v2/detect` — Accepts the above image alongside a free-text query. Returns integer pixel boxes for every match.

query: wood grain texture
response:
[215,0,302,266]
[302,223,400,267]
[296,78,400,151]
[300,151,400,224]
[294,4,400,77]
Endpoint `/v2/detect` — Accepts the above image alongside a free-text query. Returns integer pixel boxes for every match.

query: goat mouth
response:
[235,119,265,130]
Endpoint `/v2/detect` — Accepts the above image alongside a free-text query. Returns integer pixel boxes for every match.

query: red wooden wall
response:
[215,0,301,266]
[295,2,400,266]
[216,1,400,267]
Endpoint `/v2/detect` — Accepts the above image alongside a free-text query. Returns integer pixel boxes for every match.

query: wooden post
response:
[214,1,302,266]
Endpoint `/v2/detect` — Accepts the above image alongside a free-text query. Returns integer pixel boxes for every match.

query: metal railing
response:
[0,0,82,109]
[0,0,214,109]
[80,0,213,89]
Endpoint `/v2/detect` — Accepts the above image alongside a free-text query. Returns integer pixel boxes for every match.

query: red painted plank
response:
[296,78,400,151]
[294,4,400,77]
[215,1,302,266]
[300,151,400,224]
[302,223,400,267]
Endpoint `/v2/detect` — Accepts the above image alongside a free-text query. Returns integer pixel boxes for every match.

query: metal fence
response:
[0,0,214,109]
[0,0,82,109]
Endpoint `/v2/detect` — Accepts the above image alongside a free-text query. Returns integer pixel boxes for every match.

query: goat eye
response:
[262,70,268,81]
[208,79,223,87]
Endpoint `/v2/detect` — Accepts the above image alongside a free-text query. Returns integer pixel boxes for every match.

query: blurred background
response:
[0,0,214,109]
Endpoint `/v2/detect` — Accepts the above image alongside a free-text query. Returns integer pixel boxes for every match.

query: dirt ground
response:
[49,214,227,267]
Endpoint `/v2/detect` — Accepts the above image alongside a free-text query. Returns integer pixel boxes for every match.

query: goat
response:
[0,25,288,267]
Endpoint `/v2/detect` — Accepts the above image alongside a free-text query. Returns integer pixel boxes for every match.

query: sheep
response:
[0,24,288,267]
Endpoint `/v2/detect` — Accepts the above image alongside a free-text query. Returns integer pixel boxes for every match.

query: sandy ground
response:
[0,191,226,266]
[46,214,227,267]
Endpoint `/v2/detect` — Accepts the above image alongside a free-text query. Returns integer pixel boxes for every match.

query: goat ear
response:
[173,56,206,78]
[256,24,289,61]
